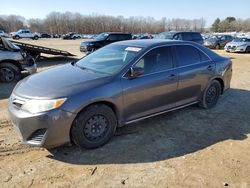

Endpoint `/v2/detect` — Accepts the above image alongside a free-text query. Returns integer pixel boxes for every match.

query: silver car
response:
[0,37,37,82]
[224,38,250,53]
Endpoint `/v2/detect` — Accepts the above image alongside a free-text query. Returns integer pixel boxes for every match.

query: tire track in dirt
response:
[0,143,43,157]
[0,120,11,128]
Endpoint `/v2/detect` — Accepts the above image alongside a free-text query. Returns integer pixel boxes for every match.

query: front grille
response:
[27,128,47,144]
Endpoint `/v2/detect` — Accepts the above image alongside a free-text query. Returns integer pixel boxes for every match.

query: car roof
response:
[104,32,131,35]
[161,31,201,34]
[114,39,196,48]
[112,39,222,60]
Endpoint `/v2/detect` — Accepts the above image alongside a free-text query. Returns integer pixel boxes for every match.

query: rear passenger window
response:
[135,46,173,74]
[175,45,209,66]
[182,33,192,41]
[192,33,202,40]
[118,35,131,40]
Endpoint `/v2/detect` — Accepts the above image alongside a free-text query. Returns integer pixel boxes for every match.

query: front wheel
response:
[71,104,117,149]
[246,46,250,53]
[215,44,220,49]
[0,63,21,82]
[199,80,221,109]
[33,36,39,40]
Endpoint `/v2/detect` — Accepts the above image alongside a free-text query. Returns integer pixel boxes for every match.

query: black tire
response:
[215,44,220,50]
[246,46,250,53]
[0,63,21,82]
[14,35,20,40]
[71,104,117,149]
[199,80,221,109]
[33,36,38,40]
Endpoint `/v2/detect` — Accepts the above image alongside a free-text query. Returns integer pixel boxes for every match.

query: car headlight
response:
[21,98,67,114]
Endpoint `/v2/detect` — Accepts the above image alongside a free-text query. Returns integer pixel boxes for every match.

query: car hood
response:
[81,39,100,45]
[13,63,112,99]
[226,42,248,46]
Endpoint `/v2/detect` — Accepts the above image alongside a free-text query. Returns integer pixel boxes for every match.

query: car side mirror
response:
[129,67,144,78]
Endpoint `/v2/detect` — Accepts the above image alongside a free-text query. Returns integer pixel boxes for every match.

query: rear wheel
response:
[0,63,21,82]
[246,46,250,53]
[199,80,221,109]
[33,36,39,40]
[14,35,20,40]
[215,44,220,49]
[71,104,117,149]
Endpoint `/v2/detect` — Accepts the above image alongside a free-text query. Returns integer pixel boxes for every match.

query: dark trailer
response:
[10,40,75,59]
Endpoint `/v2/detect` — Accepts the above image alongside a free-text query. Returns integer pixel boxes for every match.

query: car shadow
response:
[48,88,250,165]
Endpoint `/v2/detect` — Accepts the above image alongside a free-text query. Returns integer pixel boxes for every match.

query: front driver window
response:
[134,46,173,75]
[107,35,118,41]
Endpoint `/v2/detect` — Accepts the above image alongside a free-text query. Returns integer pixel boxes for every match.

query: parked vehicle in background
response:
[52,34,61,38]
[156,31,204,45]
[204,35,234,49]
[133,34,153,39]
[8,39,232,149]
[62,32,81,40]
[80,32,132,52]
[224,37,250,53]
[82,34,97,39]
[11,29,40,40]
[0,37,36,82]
[0,30,9,38]
[40,33,52,38]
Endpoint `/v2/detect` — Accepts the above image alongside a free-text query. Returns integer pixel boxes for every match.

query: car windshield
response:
[75,45,142,75]
[155,32,174,39]
[95,33,109,41]
[207,35,219,41]
[232,38,249,42]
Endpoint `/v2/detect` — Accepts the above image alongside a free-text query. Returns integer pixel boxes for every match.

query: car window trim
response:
[122,43,212,79]
[122,45,176,79]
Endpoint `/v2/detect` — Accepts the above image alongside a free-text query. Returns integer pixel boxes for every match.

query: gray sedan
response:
[8,40,232,149]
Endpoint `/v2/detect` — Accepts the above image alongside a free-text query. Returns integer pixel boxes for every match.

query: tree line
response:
[211,17,250,32]
[0,12,250,34]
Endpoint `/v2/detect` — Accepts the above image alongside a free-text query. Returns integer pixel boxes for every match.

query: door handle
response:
[207,65,214,71]
[168,74,176,80]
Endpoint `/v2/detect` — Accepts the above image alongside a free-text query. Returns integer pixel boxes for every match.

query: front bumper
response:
[8,98,77,148]
[80,44,93,52]
[225,46,247,52]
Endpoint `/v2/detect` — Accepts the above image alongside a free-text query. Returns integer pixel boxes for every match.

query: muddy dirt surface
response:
[0,39,250,187]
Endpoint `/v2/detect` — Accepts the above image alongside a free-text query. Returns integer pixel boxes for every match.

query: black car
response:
[40,33,52,38]
[9,40,232,149]
[204,35,234,49]
[156,31,204,45]
[80,32,132,53]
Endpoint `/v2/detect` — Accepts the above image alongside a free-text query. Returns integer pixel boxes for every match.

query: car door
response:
[174,44,214,106]
[121,46,178,122]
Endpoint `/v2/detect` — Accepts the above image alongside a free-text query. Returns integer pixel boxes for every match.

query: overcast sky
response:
[1,0,250,26]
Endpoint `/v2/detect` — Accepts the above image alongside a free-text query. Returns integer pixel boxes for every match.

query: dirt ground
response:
[0,39,250,188]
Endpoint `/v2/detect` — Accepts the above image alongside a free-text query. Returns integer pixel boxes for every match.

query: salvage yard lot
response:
[0,39,250,187]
